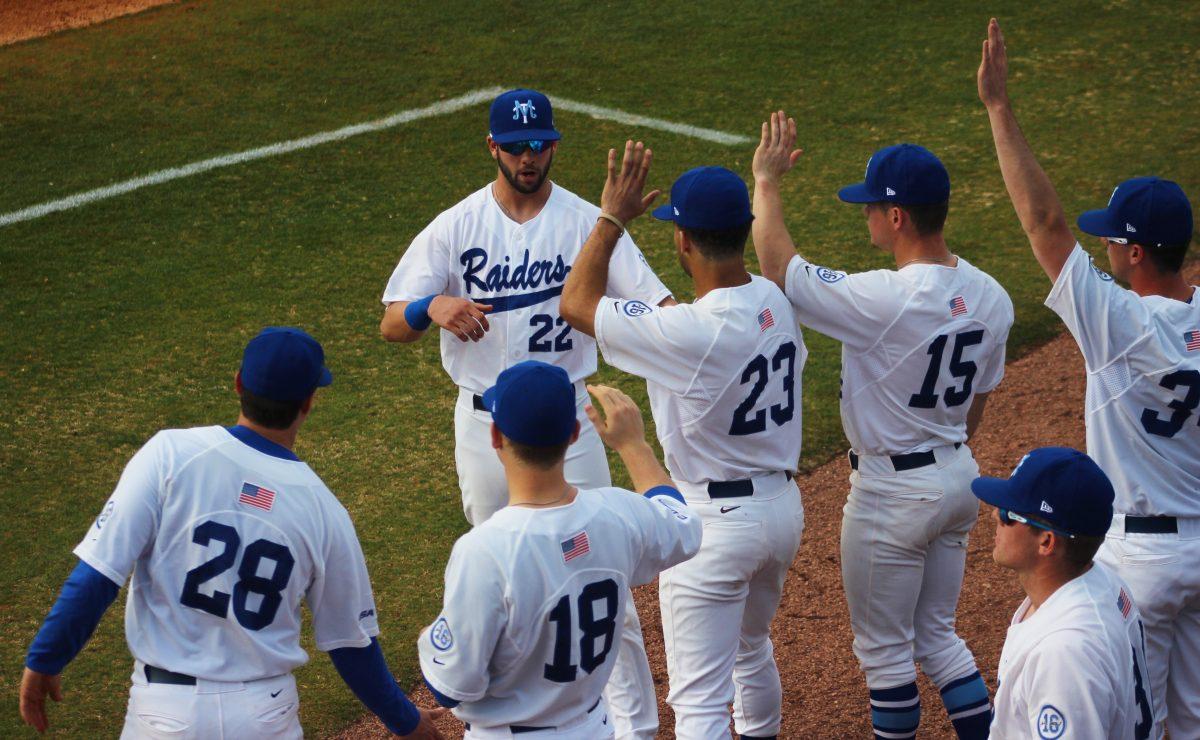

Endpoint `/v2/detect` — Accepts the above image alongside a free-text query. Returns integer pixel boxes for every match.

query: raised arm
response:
[585,383,674,492]
[560,141,661,337]
[978,18,1076,282]
[751,110,805,288]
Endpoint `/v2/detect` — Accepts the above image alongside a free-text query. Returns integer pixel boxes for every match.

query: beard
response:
[497,152,553,194]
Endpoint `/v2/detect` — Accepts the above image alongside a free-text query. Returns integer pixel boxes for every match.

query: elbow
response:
[1020,208,1069,239]
[379,318,418,344]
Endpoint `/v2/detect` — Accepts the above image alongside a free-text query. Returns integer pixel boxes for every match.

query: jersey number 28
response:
[543,578,618,683]
[179,521,295,631]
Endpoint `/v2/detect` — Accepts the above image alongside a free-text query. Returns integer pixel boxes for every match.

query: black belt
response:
[465,697,600,733]
[473,394,487,412]
[1125,516,1178,534]
[145,664,196,686]
[708,471,793,499]
[849,443,960,472]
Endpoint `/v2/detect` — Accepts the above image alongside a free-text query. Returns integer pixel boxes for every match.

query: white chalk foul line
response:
[0,87,752,228]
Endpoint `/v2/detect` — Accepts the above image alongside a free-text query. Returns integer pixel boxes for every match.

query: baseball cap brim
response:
[651,203,677,222]
[481,385,499,411]
[491,129,562,144]
[837,182,878,204]
[970,476,1022,511]
[1077,208,1122,238]
[317,367,333,388]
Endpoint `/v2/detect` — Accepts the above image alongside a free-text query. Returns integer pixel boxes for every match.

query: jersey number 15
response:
[909,330,984,409]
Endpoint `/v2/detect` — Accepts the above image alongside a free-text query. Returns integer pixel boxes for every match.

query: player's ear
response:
[569,420,581,446]
[675,226,688,253]
[1128,243,1145,267]
[298,393,315,418]
[234,371,244,394]
[486,135,498,160]
[490,422,503,451]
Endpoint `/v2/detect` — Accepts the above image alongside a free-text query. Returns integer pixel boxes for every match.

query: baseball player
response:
[753,113,1013,739]
[417,363,702,739]
[972,447,1157,739]
[19,327,443,738]
[560,143,806,739]
[978,19,1198,737]
[380,88,672,737]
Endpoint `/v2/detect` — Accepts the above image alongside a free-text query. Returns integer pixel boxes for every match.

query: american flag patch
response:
[238,482,276,512]
[1118,588,1132,619]
[1185,330,1200,352]
[757,308,775,332]
[560,531,590,562]
[949,296,968,317]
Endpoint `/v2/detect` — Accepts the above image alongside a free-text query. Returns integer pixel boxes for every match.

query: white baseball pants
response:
[463,698,613,739]
[841,444,982,690]
[120,662,300,739]
[453,386,657,740]
[660,473,804,739]
[1097,515,1200,739]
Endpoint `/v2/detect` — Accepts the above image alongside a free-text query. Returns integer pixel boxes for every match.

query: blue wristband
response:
[403,294,437,332]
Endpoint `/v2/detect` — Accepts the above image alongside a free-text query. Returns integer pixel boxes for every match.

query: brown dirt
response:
[0,0,176,46]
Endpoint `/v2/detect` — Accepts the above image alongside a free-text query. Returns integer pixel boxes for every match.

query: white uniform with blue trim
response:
[74,426,379,738]
[593,276,806,739]
[418,488,701,739]
[1045,243,1200,735]
[991,562,1156,740]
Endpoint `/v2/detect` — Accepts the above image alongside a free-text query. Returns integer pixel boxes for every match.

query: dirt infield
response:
[0,0,175,46]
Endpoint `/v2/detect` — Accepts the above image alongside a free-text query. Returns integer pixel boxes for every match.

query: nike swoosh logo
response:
[270,690,282,698]
[720,505,741,513]
[433,657,446,665]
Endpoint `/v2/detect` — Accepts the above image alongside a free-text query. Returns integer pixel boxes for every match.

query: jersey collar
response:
[225,425,301,461]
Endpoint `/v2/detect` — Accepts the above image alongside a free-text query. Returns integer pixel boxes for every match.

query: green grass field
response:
[1,1,1197,735]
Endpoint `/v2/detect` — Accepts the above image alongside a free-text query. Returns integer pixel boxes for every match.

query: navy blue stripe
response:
[226,425,300,461]
[951,696,991,713]
[870,683,919,702]
[940,670,983,694]
[475,286,563,314]
[873,704,921,714]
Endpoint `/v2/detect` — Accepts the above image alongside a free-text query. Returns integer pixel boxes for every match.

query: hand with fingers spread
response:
[585,384,648,452]
[19,667,62,734]
[600,141,662,227]
[752,110,804,185]
[428,296,492,342]
[399,706,450,739]
[977,17,1009,110]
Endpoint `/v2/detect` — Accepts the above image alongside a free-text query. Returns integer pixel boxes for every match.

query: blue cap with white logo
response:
[1077,176,1193,248]
[838,143,950,206]
[971,447,1115,537]
[240,327,333,402]
[651,166,753,230]
[482,361,577,446]
[489,89,561,145]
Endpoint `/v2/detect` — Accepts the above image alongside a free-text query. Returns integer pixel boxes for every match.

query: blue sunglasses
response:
[998,508,1077,539]
[498,139,551,156]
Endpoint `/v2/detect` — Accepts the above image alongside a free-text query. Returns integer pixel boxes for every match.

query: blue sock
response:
[870,681,920,740]
[939,670,992,739]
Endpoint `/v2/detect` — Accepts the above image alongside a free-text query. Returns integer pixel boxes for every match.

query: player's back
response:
[418,488,700,731]
[76,425,376,682]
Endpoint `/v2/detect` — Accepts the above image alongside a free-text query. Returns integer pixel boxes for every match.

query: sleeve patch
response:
[1037,704,1066,739]
[94,500,115,530]
[816,266,847,283]
[429,617,453,651]
[621,300,653,317]
[1089,256,1114,282]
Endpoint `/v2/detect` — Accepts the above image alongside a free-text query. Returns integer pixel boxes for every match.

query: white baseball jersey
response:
[418,488,701,730]
[784,255,1013,455]
[74,426,379,681]
[992,563,1156,739]
[1046,243,1200,517]
[594,276,806,485]
[382,182,672,392]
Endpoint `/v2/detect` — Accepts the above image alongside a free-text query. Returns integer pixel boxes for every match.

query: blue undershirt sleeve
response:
[423,674,462,708]
[25,560,121,675]
[643,485,685,505]
[328,638,421,736]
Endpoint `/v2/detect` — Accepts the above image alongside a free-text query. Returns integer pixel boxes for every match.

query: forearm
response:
[751,178,799,287]
[615,440,674,493]
[26,560,120,675]
[380,301,425,343]
[561,219,622,337]
[328,638,421,735]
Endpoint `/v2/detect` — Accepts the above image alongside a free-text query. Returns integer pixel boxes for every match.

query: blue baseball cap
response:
[482,361,576,446]
[1078,176,1193,248]
[651,166,753,230]
[971,447,1115,538]
[489,89,560,145]
[838,144,950,206]
[240,327,333,402]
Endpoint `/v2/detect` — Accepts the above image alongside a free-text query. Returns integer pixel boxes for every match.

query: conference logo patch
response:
[1037,705,1066,739]
[430,617,453,651]
[816,266,846,284]
[622,300,652,317]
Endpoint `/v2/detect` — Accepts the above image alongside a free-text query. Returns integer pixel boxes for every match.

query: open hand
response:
[19,667,62,734]
[428,296,492,342]
[978,18,1009,109]
[752,110,803,184]
[585,384,648,452]
[398,706,450,739]
[599,141,661,226]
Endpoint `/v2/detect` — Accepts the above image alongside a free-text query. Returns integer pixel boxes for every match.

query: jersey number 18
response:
[543,578,618,683]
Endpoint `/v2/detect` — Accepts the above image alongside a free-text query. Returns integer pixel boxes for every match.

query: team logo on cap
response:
[1040,500,1054,514]
[1037,705,1065,739]
[512,99,538,124]
[430,617,454,651]
[885,187,897,197]
[1126,223,1137,233]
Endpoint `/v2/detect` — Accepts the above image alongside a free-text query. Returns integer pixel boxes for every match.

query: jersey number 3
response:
[543,578,618,683]
[179,521,295,630]
[909,330,984,409]
[1140,369,1200,438]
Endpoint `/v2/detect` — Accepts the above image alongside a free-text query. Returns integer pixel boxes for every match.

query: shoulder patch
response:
[95,499,115,530]
[622,300,653,317]
[1037,704,1066,739]
[1088,256,1114,282]
[430,617,454,651]
[816,266,847,283]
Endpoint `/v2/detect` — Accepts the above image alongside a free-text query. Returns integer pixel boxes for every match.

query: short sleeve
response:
[783,255,902,347]
[625,491,703,587]
[1021,639,1113,739]
[73,434,164,587]
[594,298,711,394]
[417,536,507,703]
[381,217,452,305]
[604,232,673,306]
[1045,243,1149,370]
[307,505,380,651]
